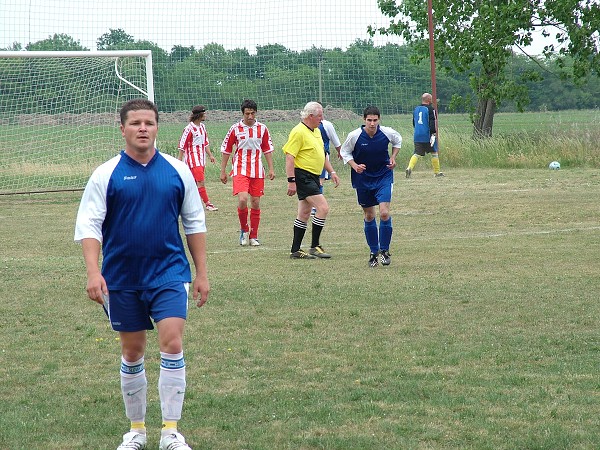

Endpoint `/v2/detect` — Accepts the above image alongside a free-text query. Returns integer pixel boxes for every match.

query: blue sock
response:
[379,217,392,251]
[364,219,379,254]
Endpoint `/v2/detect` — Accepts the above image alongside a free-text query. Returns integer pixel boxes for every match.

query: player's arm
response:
[220,127,236,183]
[264,152,275,180]
[285,153,297,196]
[81,238,107,305]
[186,232,209,308]
[340,130,365,173]
[205,145,216,163]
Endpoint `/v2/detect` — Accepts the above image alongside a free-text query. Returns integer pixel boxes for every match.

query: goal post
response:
[0,50,154,195]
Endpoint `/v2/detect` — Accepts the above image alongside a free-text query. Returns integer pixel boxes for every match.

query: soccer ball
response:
[549,161,561,170]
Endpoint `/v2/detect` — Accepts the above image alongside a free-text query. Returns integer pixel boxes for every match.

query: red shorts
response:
[232,175,264,197]
[190,166,205,183]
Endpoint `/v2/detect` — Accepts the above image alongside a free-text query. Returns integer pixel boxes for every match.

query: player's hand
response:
[331,173,341,188]
[353,163,366,174]
[430,135,436,147]
[287,182,297,196]
[387,158,396,169]
[268,170,275,180]
[86,272,108,305]
[209,155,216,163]
[192,274,209,308]
[219,171,228,184]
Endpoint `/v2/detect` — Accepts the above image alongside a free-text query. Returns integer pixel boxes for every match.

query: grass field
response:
[1,167,599,449]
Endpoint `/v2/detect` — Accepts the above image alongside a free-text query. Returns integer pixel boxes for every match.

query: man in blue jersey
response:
[75,99,209,450]
[340,105,402,267]
[405,92,444,177]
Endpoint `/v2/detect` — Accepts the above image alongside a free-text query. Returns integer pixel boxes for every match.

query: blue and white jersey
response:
[75,150,206,290]
[413,104,436,143]
[318,120,341,154]
[340,125,402,190]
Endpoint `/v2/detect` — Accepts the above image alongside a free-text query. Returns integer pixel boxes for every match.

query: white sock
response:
[159,351,186,432]
[120,356,147,424]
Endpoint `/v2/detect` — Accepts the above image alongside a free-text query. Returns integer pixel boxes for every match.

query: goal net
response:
[0,50,153,194]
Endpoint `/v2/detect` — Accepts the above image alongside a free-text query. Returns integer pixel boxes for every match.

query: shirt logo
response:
[123,176,137,180]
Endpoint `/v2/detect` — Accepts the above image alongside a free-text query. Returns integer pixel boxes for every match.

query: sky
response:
[0,0,554,55]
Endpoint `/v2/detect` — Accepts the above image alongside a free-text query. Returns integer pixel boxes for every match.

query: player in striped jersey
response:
[341,105,402,267]
[75,99,208,450]
[220,99,275,246]
[178,105,218,211]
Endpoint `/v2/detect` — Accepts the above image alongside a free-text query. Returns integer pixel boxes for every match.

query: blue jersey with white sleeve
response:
[340,125,402,190]
[75,150,206,290]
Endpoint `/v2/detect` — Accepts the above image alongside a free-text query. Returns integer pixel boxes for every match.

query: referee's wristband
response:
[330,171,336,174]
[287,176,296,183]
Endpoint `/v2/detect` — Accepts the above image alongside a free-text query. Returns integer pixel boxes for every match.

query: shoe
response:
[379,250,391,266]
[309,245,331,258]
[159,432,191,450]
[290,249,316,259]
[239,230,249,246]
[205,202,218,211]
[249,238,261,246]
[434,172,445,177]
[368,252,379,268]
[405,168,411,178]
[117,431,147,450]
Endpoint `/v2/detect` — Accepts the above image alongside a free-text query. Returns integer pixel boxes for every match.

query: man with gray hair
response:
[282,101,340,259]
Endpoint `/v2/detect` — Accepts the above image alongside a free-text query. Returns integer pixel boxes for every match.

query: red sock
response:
[238,207,249,232]
[198,187,209,204]
[249,208,260,239]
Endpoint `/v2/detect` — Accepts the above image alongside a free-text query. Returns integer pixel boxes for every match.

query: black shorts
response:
[295,168,321,200]
[414,142,436,156]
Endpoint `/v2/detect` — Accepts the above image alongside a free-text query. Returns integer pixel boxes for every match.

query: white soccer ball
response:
[549,161,561,170]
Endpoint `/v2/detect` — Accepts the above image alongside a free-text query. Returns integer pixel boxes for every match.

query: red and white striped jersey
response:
[178,121,210,169]
[221,120,274,178]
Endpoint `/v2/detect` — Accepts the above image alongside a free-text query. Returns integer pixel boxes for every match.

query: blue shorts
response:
[106,281,190,332]
[356,181,393,208]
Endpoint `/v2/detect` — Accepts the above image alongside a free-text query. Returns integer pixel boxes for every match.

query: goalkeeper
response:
[405,92,444,178]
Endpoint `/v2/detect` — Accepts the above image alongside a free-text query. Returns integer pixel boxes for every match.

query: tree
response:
[25,33,87,51]
[371,0,600,137]
[96,28,134,50]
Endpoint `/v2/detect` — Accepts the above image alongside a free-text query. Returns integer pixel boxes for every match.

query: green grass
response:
[1,168,599,449]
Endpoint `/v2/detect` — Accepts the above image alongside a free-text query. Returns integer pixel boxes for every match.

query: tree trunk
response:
[473,98,496,138]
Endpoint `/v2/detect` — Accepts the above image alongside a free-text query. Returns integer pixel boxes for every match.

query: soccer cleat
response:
[159,432,192,450]
[290,249,317,259]
[239,230,249,246]
[309,245,331,258]
[117,431,147,450]
[405,168,411,178]
[434,172,445,177]
[368,252,379,268]
[379,250,391,266]
[249,238,261,246]
[205,202,218,211]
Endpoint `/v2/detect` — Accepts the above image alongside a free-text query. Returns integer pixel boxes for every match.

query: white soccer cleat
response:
[239,230,249,246]
[204,202,218,211]
[249,238,261,246]
[159,432,192,450]
[117,431,147,450]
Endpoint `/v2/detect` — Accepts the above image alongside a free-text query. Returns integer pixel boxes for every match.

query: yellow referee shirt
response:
[282,122,325,175]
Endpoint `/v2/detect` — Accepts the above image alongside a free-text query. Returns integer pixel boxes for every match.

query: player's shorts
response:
[356,178,393,208]
[414,142,437,156]
[232,175,265,197]
[190,165,206,183]
[106,281,190,332]
[294,168,321,201]
[320,153,331,179]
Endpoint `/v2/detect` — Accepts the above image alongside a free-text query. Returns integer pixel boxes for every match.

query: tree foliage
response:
[371,0,600,137]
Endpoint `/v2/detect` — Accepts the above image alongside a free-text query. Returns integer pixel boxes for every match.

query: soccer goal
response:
[0,50,154,195]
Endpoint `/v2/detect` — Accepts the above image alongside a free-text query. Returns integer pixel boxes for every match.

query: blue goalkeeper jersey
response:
[413,104,436,143]
[75,150,206,290]
[340,125,402,190]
